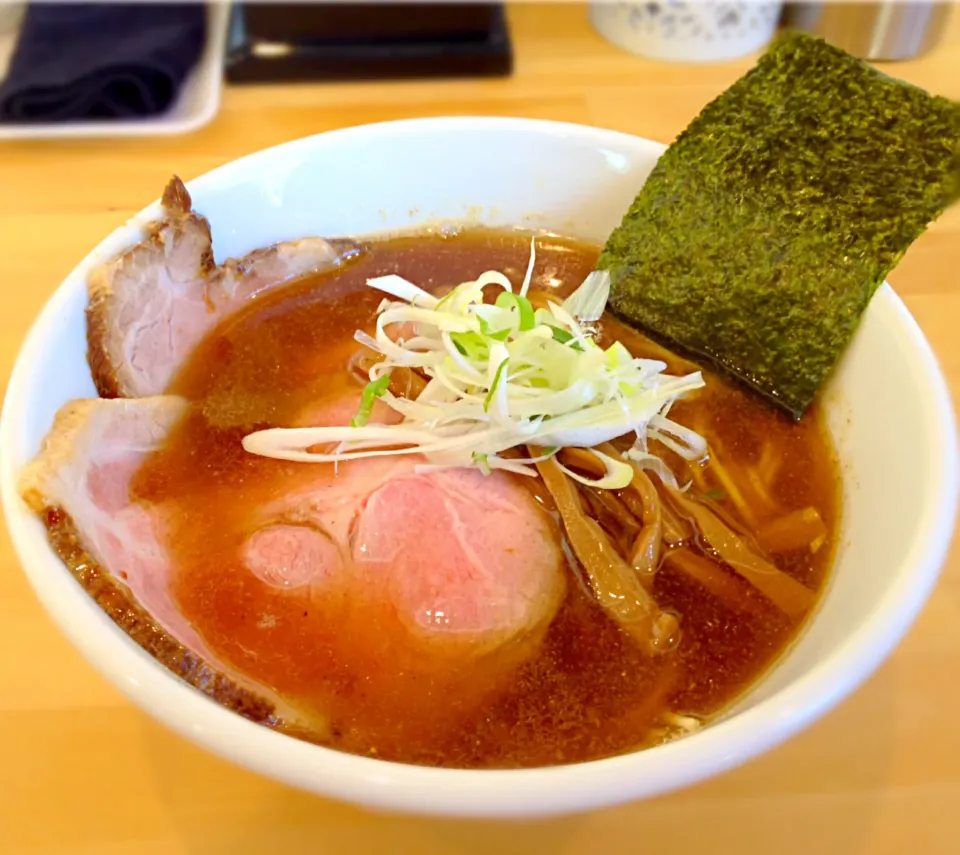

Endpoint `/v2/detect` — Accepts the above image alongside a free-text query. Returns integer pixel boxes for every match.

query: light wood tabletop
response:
[1,5,959,854]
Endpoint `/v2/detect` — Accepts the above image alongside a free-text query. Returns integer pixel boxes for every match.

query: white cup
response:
[590,1,784,63]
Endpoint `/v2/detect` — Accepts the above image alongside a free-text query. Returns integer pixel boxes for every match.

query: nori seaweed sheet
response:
[598,30,960,420]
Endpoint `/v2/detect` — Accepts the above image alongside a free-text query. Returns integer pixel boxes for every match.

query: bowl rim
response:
[2,116,958,818]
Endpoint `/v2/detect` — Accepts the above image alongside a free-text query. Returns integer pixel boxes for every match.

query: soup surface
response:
[132,229,840,768]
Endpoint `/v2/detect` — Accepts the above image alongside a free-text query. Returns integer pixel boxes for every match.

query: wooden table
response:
[2,5,959,853]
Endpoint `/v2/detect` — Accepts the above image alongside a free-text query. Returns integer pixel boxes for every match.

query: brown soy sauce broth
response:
[131,228,840,769]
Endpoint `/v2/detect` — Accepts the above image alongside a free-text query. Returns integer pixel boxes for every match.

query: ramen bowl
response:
[2,118,957,818]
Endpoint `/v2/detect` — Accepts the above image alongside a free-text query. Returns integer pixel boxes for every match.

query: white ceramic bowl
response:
[2,118,957,818]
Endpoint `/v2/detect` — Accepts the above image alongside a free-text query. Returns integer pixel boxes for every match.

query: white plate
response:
[0,2,228,140]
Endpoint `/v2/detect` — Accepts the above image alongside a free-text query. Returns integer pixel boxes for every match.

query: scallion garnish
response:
[350,373,391,427]
[244,239,707,487]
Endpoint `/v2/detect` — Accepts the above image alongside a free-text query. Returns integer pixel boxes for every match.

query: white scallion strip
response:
[555,448,634,490]
[648,414,709,461]
[563,269,611,322]
[518,236,537,298]
[365,274,439,309]
[242,238,707,487]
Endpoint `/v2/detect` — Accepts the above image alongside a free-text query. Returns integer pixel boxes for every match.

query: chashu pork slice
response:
[19,392,568,744]
[245,389,567,659]
[87,176,361,399]
[17,395,315,732]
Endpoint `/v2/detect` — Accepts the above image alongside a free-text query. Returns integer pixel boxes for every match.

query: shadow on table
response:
[141,663,898,855]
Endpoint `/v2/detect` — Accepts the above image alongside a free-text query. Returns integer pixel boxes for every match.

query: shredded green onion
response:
[478,316,511,341]
[350,373,391,427]
[484,356,510,413]
[243,238,707,487]
[495,292,536,331]
[472,451,491,475]
[556,448,635,490]
[562,269,610,322]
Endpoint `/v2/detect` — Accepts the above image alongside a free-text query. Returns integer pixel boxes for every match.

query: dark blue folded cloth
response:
[0,3,207,123]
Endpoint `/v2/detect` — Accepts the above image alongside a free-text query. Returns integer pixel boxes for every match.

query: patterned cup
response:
[589,1,784,63]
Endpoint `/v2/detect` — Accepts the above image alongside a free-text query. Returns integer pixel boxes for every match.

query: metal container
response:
[785,2,952,61]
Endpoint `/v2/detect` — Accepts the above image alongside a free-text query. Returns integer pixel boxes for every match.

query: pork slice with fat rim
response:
[86,176,362,399]
[19,389,568,739]
[18,395,318,733]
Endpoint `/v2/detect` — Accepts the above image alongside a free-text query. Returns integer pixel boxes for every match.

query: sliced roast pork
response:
[245,389,566,657]
[290,372,561,652]
[17,395,313,730]
[87,176,361,399]
[21,392,566,738]
[246,458,566,656]
[353,466,566,656]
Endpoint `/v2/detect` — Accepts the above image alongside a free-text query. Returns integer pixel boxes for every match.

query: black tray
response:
[225,2,513,83]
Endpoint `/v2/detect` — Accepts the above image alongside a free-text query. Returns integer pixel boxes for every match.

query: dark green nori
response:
[598,30,960,420]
